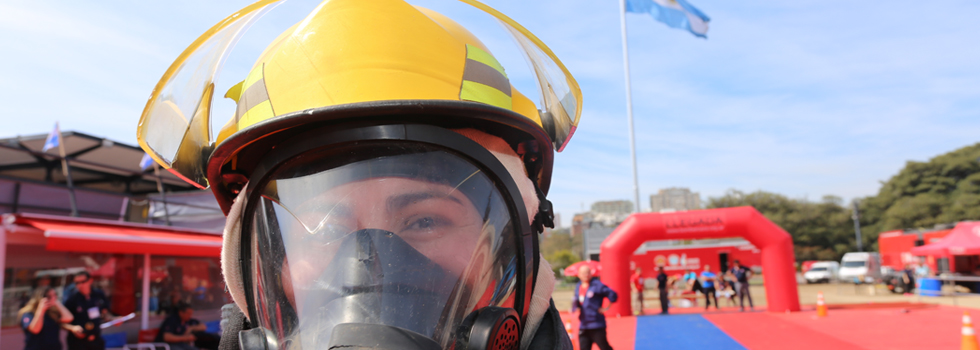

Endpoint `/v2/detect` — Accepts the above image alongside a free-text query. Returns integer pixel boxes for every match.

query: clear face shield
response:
[243,142,526,350]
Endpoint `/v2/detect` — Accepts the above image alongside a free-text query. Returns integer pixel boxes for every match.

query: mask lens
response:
[247,143,521,349]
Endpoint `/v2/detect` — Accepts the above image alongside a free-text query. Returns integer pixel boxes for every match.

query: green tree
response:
[704,142,980,263]
[540,228,583,260]
[860,142,980,235]
[545,250,581,282]
[707,190,856,262]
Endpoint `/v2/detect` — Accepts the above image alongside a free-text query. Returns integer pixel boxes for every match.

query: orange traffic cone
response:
[565,322,575,340]
[816,291,828,317]
[963,312,979,350]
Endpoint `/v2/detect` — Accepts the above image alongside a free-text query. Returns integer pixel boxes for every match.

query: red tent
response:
[911,221,980,256]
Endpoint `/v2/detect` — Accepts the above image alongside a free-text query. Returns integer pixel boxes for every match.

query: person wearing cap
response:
[136,1,583,349]
[62,272,109,350]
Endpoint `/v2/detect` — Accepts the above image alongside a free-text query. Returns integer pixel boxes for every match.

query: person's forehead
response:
[304,177,475,207]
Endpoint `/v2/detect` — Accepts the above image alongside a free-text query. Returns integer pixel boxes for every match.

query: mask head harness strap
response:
[532,186,555,234]
[239,123,538,350]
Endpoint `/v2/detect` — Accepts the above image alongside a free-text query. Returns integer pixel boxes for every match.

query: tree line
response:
[707,142,980,262]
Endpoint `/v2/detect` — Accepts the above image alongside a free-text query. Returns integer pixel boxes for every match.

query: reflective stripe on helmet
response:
[237,64,275,129]
[460,44,512,110]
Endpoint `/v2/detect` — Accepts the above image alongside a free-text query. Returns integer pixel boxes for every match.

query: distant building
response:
[650,187,701,212]
[590,200,633,215]
[583,226,614,261]
[570,212,592,237]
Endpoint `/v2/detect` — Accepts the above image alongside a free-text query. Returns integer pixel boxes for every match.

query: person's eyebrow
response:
[387,191,463,212]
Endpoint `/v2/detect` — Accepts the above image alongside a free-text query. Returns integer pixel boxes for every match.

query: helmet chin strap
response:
[221,185,250,318]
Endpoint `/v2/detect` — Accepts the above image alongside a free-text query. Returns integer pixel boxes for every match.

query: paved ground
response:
[558,300,970,349]
[555,278,980,349]
[552,278,980,313]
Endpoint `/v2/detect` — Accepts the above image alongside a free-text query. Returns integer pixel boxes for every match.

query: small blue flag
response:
[626,0,710,38]
[42,122,60,152]
[139,153,155,170]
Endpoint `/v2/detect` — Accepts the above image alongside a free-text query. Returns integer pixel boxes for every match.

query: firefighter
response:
[137,0,582,349]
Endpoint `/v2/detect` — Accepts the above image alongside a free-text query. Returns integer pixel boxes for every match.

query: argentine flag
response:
[139,153,155,170]
[42,122,60,152]
[626,0,710,38]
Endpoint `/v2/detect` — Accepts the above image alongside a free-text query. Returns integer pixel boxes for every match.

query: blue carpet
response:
[634,314,746,349]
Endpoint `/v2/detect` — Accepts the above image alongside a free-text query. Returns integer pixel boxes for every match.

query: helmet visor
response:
[246,143,521,349]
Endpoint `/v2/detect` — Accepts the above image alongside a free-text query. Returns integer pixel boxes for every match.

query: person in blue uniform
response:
[699,265,718,311]
[156,302,209,350]
[63,272,109,350]
[571,265,618,350]
[19,287,74,350]
[727,260,754,312]
[656,266,671,315]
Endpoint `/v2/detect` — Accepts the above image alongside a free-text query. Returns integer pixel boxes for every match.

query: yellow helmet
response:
[137,0,582,210]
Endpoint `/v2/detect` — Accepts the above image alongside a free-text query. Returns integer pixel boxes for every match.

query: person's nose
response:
[353,206,393,232]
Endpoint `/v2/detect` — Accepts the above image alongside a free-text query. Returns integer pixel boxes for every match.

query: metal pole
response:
[56,128,79,217]
[141,253,151,330]
[619,0,641,213]
[0,228,6,344]
[852,200,863,252]
[152,164,171,226]
[11,182,20,213]
[118,196,130,222]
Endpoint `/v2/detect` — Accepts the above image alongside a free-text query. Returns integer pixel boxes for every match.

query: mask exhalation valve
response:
[455,306,520,350]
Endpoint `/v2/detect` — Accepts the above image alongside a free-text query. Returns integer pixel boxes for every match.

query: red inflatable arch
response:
[600,206,800,316]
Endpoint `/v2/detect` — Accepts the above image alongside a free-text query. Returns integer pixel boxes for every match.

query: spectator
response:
[33,277,52,290]
[63,271,110,350]
[156,302,212,350]
[656,266,670,315]
[193,281,208,308]
[914,262,931,278]
[681,268,700,307]
[717,279,736,308]
[571,265,617,350]
[727,260,753,312]
[901,264,916,296]
[630,268,644,315]
[683,268,702,293]
[61,274,77,304]
[19,287,74,350]
[700,265,718,311]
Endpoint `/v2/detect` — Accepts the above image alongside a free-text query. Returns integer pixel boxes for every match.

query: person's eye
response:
[411,217,436,230]
[401,215,450,235]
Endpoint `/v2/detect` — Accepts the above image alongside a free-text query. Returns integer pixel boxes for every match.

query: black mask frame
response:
[238,123,539,349]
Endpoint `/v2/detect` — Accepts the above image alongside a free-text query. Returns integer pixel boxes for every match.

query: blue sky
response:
[2,0,979,227]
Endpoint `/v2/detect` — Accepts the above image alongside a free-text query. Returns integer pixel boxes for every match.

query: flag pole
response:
[620,0,641,213]
[55,125,79,217]
[152,164,172,226]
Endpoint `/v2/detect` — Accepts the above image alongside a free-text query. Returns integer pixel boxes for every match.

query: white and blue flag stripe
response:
[139,153,155,170]
[626,0,710,38]
[42,122,60,152]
